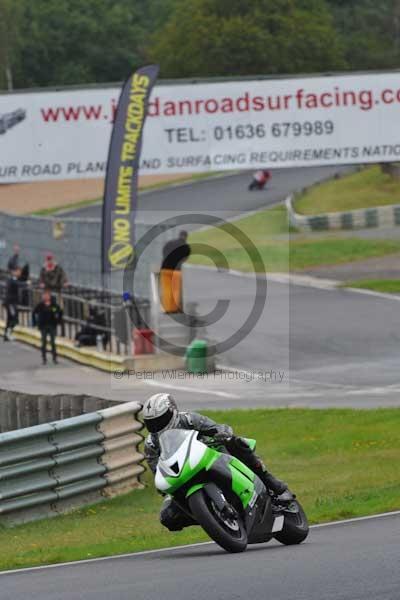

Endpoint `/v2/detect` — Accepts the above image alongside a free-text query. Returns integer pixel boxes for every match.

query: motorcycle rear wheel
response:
[188,489,248,553]
[274,500,309,545]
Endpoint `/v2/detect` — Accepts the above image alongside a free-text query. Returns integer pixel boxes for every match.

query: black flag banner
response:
[102,64,159,274]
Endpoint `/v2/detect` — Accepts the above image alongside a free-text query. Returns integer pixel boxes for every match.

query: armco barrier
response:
[0,401,144,525]
[286,194,400,232]
[97,403,144,497]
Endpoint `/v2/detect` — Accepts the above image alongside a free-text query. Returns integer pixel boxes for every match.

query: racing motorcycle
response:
[155,429,309,553]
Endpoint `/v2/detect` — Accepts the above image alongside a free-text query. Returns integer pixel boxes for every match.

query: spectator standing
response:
[39,253,67,336]
[2,267,21,341]
[39,253,68,292]
[32,290,63,365]
[160,230,191,313]
[17,262,31,306]
[7,244,20,272]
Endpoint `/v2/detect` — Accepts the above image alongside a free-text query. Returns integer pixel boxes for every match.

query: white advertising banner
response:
[1,71,400,183]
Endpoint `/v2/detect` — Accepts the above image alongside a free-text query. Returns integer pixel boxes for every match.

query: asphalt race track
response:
[1,164,400,409]
[184,267,400,387]
[0,166,399,598]
[1,513,399,600]
[61,165,353,222]
[2,273,400,409]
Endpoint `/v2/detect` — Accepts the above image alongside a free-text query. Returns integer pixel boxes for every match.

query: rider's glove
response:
[212,424,233,442]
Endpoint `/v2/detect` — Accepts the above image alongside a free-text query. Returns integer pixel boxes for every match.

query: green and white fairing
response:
[155,429,257,507]
[155,430,219,494]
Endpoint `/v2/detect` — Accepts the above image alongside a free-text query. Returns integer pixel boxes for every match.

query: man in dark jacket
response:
[160,231,191,313]
[143,393,291,532]
[32,291,63,365]
[161,231,191,271]
[7,244,20,272]
[3,267,21,341]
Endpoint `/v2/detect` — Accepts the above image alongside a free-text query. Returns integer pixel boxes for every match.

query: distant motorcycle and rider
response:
[248,169,271,191]
[143,393,309,553]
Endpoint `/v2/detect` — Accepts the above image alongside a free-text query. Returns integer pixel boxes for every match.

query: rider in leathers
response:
[143,393,290,532]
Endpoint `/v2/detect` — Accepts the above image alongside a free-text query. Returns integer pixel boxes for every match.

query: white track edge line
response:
[310,510,400,528]
[143,378,240,399]
[185,264,339,290]
[186,264,400,300]
[1,510,399,576]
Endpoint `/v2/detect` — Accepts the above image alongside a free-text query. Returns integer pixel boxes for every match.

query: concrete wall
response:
[0,211,173,298]
[0,388,115,433]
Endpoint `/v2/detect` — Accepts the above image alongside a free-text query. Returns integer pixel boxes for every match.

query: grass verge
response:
[295,165,400,215]
[188,207,400,272]
[341,279,400,293]
[1,408,399,572]
[32,171,224,216]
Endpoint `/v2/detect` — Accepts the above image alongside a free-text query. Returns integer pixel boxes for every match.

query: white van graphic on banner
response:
[1,71,400,183]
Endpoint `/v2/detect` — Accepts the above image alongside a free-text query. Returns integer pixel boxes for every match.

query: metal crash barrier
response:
[0,401,144,525]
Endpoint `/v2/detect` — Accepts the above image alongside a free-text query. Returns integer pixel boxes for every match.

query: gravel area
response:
[0,173,191,215]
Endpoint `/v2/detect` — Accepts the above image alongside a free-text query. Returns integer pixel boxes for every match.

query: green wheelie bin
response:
[186,339,208,374]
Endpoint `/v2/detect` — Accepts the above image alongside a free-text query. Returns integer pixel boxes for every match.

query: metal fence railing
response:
[0,271,151,356]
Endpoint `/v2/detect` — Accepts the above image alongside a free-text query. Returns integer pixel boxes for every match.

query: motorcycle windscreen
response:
[159,429,193,460]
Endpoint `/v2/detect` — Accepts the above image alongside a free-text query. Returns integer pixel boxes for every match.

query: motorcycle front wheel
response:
[188,489,248,553]
[274,499,309,545]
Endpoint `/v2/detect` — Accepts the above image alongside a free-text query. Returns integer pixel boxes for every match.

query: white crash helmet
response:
[142,393,179,434]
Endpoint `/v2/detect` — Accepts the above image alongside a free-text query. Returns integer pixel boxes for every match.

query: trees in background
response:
[0,0,22,89]
[149,0,346,77]
[0,0,399,89]
[10,0,153,88]
[326,0,400,70]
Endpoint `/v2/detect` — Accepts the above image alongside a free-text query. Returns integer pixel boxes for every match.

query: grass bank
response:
[295,165,400,215]
[0,408,399,572]
[342,279,400,293]
[188,207,400,272]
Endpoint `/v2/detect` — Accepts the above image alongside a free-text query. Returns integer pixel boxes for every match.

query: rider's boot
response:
[258,469,287,495]
[250,458,288,496]
[256,464,295,504]
[226,437,290,497]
